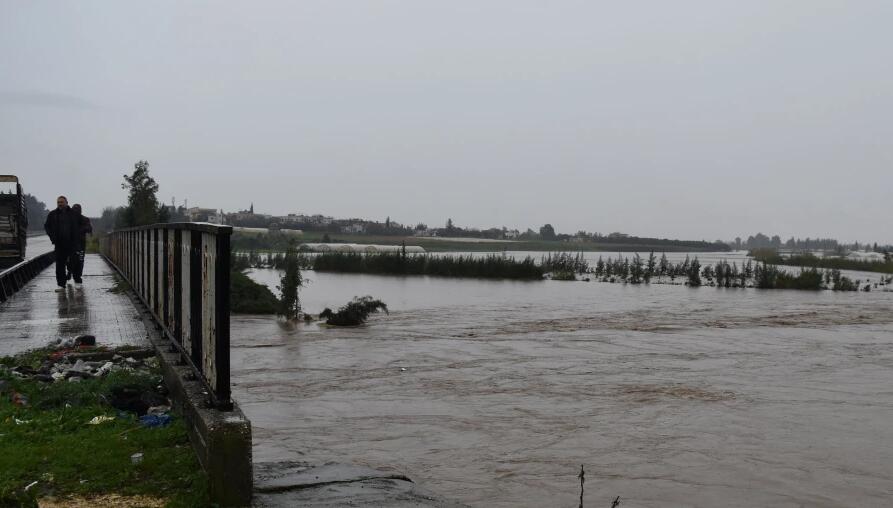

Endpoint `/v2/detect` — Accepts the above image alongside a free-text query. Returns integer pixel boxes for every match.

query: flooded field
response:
[233,260,893,507]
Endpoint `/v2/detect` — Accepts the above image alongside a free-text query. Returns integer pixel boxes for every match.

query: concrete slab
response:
[252,461,468,508]
[0,254,149,356]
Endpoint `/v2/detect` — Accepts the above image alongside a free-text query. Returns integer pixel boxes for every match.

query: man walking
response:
[70,204,93,285]
[44,196,79,291]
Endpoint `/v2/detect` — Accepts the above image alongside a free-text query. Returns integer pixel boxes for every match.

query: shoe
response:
[74,278,83,284]
[55,287,65,293]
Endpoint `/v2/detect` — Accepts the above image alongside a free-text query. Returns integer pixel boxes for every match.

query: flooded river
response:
[233,257,893,507]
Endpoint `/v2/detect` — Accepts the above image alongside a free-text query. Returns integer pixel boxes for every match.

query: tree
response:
[702,264,714,283]
[446,218,454,232]
[121,160,164,227]
[687,257,702,286]
[277,242,304,320]
[539,224,557,241]
[645,251,656,282]
[23,194,49,231]
[629,254,644,283]
[658,253,669,278]
[385,216,391,229]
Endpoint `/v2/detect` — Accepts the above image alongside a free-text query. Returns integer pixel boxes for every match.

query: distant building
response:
[503,229,520,239]
[343,223,366,234]
[185,207,218,222]
[208,210,225,224]
[846,251,885,261]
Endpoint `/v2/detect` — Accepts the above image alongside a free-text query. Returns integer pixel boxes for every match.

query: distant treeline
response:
[750,249,893,274]
[231,230,728,254]
[731,232,892,254]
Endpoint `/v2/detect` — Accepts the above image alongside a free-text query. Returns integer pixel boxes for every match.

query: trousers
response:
[54,246,77,287]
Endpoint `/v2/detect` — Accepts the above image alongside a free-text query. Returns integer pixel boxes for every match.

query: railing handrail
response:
[0,251,56,303]
[101,222,232,409]
[109,221,233,235]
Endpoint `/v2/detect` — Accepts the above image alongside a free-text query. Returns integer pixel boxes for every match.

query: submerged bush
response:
[550,270,577,281]
[755,265,823,290]
[320,296,389,326]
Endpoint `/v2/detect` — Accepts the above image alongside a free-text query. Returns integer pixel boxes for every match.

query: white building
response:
[343,223,366,234]
[846,251,886,261]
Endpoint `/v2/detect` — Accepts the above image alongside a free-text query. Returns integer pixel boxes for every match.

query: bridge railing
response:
[0,251,55,303]
[101,223,232,408]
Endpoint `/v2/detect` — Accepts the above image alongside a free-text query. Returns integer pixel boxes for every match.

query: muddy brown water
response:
[234,262,893,507]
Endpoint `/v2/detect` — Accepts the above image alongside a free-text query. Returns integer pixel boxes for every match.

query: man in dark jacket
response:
[70,204,93,284]
[44,196,79,290]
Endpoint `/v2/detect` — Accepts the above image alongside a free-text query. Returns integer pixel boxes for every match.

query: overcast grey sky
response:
[2,1,891,243]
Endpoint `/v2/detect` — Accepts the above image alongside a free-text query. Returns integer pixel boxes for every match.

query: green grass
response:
[231,269,279,314]
[750,250,893,274]
[0,354,208,507]
[85,235,101,254]
[107,274,131,294]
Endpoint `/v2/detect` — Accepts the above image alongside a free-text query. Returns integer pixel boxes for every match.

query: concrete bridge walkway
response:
[1,252,463,507]
[0,254,149,357]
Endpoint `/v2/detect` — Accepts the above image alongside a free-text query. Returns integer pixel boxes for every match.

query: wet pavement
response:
[0,254,148,357]
[26,234,54,258]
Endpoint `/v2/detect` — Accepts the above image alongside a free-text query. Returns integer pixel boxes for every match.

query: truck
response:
[0,175,28,268]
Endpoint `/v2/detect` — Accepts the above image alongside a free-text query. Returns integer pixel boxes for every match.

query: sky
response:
[1,1,891,243]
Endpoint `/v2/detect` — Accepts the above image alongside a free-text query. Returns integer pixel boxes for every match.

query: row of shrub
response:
[236,248,880,291]
[592,253,865,291]
[311,251,545,279]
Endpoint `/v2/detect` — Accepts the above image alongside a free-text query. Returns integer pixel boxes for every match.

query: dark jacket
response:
[75,214,93,251]
[44,207,79,249]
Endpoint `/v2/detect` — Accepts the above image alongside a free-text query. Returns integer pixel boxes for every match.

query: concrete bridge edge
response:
[106,256,254,507]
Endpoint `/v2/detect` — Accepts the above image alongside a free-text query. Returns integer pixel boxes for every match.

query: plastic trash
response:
[124,357,143,368]
[95,361,114,377]
[139,414,173,428]
[87,415,115,425]
[75,334,97,346]
[24,481,38,492]
[131,452,144,465]
[11,392,28,407]
[146,405,171,416]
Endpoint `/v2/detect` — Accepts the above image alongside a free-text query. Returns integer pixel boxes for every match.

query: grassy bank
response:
[312,251,544,279]
[0,349,208,507]
[750,250,893,274]
[231,269,279,314]
[232,231,728,253]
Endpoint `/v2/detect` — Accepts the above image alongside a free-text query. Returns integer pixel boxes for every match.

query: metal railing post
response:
[189,230,203,373]
[98,222,233,408]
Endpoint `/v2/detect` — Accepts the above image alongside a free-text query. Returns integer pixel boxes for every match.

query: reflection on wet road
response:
[233,269,893,507]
